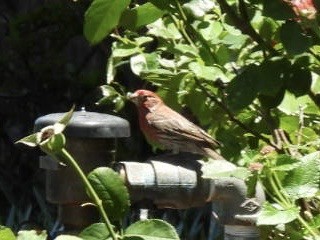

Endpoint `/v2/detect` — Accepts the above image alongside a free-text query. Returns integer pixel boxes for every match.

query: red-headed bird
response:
[128,89,224,160]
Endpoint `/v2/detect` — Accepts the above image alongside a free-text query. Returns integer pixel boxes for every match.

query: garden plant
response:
[1,0,320,239]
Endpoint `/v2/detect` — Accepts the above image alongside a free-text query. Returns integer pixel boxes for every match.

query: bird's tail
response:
[203,148,226,160]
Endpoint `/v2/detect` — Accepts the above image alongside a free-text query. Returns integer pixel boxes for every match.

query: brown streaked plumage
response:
[129,89,224,160]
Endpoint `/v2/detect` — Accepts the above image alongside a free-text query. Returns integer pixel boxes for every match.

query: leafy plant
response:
[11,107,179,240]
[83,0,320,238]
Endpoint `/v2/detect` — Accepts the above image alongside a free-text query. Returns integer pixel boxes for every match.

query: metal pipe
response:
[117,153,265,239]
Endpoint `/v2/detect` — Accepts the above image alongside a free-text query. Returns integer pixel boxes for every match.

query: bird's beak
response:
[127,92,139,105]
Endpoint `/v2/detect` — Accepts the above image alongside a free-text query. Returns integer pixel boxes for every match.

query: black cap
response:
[34,110,130,138]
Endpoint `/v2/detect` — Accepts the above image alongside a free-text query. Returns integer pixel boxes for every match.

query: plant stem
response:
[216,0,277,56]
[173,0,217,64]
[194,78,276,148]
[297,215,320,238]
[55,148,118,240]
[267,169,320,237]
[169,14,196,48]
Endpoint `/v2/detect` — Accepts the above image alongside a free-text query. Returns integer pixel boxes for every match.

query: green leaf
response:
[123,237,144,240]
[182,84,215,125]
[134,36,154,46]
[220,32,248,49]
[55,236,83,240]
[216,126,244,160]
[196,20,223,43]
[188,62,225,81]
[130,53,161,76]
[285,64,312,97]
[112,43,141,58]
[148,0,172,10]
[17,230,47,240]
[258,17,278,42]
[262,0,295,20]
[58,105,75,127]
[87,167,130,221]
[226,64,259,112]
[84,0,130,44]
[15,133,39,147]
[96,85,125,112]
[183,0,215,18]
[40,133,66,153]
[0,226,15,240]
[257,202,299,225]
[147,19,182,40]
[272,155,299,171]
[279,114,299,136]
[119,3,164,30]
[278,92,315,114]
[79,223,110,240]
[283,152,320,200]
[259,87,285,109]
[257,59,289,97]
[202,160,251,180]
[280,21,312,55]
[124,219,179,240]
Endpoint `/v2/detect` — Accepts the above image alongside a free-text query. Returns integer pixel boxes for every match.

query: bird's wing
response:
[147,105,220,148]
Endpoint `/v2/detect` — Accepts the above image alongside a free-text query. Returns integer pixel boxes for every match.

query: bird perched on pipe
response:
[128,89,225,160]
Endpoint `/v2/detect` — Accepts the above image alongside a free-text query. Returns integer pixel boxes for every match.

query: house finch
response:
[128,89,224,160]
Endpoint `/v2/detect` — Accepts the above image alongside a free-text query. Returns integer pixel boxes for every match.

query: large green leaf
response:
[257,202,299,225]
[283,152,320,200]
[285,63,312,97]
[262,0,295,20]
[183,0,216,18]
[55,236,83,240]
[226,64,259,112]
[148,0,172,10]
[258,87,285,109]
[124,219,179,240]
[280,21,312,55]
[257,59,289,97]
[188,62,226,81]
[271,155,299,171]
[84,0,130,44]
[0,226,15,240]
[79,223,111,240]
[17,230,47,240]
[147,18,182,40]
[278,92,316,115]
[119,3,164,30]
[201,160,251,180]
[87,167,130,221]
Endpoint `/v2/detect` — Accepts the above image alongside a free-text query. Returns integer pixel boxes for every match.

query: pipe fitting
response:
[117,153,265,225]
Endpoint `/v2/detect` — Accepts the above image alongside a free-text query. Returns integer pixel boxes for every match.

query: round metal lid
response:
[34,110,130,138]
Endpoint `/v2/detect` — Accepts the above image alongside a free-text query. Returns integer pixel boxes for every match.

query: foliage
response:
[83,0,320,238]
[0,0,107,232]
[14,108,180,240]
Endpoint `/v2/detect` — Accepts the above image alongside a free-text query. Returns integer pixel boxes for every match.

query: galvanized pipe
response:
[117,153,265,239]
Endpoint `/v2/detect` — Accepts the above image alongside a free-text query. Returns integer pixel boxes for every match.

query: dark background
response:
[0,0,149,232]
[0,2,216,239]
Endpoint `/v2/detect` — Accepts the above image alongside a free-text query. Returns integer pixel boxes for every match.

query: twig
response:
[216,0,278,56]
[194,78,276,148]
[173,0,217,65]
[297,105,305,146]
[308,90,320,108]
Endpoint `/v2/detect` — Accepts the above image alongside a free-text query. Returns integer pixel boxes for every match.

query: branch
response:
[308,90,320,108]
[216,0,278,56]
[194,78,277,148]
